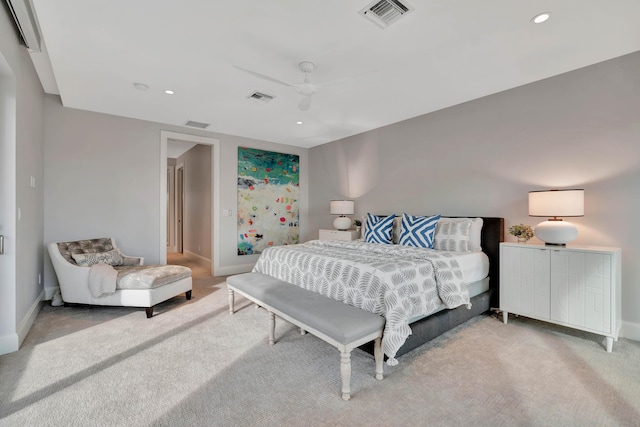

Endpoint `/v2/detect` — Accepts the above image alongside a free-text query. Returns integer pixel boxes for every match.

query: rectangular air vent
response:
[248,91,275,103]
[359,0,413,28]
[184,120,210,129]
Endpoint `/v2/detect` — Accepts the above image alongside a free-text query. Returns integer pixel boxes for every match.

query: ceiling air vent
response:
[184,120,210,129]
[359,0,413,28]
[248,91,275,103]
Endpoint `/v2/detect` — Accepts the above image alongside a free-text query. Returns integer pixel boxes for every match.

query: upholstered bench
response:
[227,272,385,400]
[48,238,192,318]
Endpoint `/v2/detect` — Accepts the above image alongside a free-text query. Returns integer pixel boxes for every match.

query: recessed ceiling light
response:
[296,121,303,125]
[531,12,551,24]
[164,90,175,95]
[133,82,148,91]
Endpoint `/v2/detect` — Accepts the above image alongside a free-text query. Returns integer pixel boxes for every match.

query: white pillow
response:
[433,218,473,252]
[440,217,483,251]
[72,250,124,267]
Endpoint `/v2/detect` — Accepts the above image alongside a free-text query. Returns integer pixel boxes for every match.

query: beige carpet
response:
[1,254,639,426]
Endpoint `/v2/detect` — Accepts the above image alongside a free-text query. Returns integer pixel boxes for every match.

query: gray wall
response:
[176,144,211,260]
[309,52,640,332]
[43,95,308,288]
[0,4,45,351]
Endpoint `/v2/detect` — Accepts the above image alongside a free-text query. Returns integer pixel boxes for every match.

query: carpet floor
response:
[1,254,639,426]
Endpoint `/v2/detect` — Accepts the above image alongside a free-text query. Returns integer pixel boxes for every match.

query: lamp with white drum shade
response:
[529,189,584,246]
[330,200,354,231]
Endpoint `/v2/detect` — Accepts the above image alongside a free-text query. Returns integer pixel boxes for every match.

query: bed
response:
[252,216,504,363]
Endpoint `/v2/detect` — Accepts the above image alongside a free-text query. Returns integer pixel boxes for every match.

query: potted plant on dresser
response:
[508,223,534,243]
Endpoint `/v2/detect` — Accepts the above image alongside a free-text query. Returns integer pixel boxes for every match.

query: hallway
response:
[167,252,222,300]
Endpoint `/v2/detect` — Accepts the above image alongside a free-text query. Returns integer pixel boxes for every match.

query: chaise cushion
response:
[116,265,192,290]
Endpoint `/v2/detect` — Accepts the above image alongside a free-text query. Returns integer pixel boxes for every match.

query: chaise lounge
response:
[48,237,193,317]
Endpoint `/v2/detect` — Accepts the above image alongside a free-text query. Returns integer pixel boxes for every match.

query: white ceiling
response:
[28,0,640,149]
[166,140,197,159]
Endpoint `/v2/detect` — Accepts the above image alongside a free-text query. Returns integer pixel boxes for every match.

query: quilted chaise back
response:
[57,238,115,265]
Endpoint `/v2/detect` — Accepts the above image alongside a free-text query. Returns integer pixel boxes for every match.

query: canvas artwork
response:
[237,147,299,255]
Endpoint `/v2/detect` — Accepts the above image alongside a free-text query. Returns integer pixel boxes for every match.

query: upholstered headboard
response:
[476,217,504,308]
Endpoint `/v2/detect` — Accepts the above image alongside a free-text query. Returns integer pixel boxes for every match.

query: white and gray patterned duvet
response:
[252,240,470,365]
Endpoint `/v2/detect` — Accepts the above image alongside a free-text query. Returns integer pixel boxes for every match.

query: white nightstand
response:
[499,242,621,352]
[319,229,360,241]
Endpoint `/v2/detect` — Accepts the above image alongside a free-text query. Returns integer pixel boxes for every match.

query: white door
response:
[0,54,17,353]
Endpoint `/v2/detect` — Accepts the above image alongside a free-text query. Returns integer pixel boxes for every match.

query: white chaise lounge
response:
[48,237,192,318]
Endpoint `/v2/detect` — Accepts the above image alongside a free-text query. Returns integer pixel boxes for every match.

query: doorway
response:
[160,131,220,275]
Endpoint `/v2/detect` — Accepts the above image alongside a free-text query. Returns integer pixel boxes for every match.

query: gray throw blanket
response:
[88,264,118,297]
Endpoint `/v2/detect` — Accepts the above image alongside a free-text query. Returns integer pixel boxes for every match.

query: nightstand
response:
[499,242,621,352]
[319,229,360,241]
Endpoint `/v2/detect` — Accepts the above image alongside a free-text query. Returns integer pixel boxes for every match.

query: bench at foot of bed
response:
[227,272,385,401]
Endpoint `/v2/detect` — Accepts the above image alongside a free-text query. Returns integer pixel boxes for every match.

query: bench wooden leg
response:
[145,307,154,318]
[186,290,192,300]
[340,351,352,401]
[268,311,276,346]
[300,328,306,335]
[374,337,383,381]
[228,289,235,314]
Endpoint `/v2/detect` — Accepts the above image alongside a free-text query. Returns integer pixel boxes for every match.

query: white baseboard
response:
[18,289,45,347]
[183,250,212,265]
[0,289,45,356]
[621,321,640,342]
[44,286,59,300]
[213,264,254,277]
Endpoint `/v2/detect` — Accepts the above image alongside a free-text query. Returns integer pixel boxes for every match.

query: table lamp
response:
[528,189,584,246]
[330,200,354,231]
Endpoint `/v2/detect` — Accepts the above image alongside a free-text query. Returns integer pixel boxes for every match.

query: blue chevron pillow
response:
[364,213,395,244]
[398,213,441,248]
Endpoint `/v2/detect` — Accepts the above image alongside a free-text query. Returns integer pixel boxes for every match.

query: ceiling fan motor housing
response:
[299,61,315,73]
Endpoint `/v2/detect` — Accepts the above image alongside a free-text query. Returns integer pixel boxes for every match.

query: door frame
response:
[166,164,176,251]
[0,54,18,354]
[160,131,220,274]
[175,162,184,254]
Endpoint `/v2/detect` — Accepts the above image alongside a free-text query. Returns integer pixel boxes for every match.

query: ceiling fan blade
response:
[234,65,295,87]
[298,95,312,111]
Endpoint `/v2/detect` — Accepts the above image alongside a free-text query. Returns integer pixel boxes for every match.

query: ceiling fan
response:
[236,61,327,111]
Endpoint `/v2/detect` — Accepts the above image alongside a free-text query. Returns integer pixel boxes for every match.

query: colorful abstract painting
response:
[237,147,299,255]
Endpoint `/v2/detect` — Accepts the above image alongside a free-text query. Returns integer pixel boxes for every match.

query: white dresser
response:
[318,229,360,241]
[499,242,621,352]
